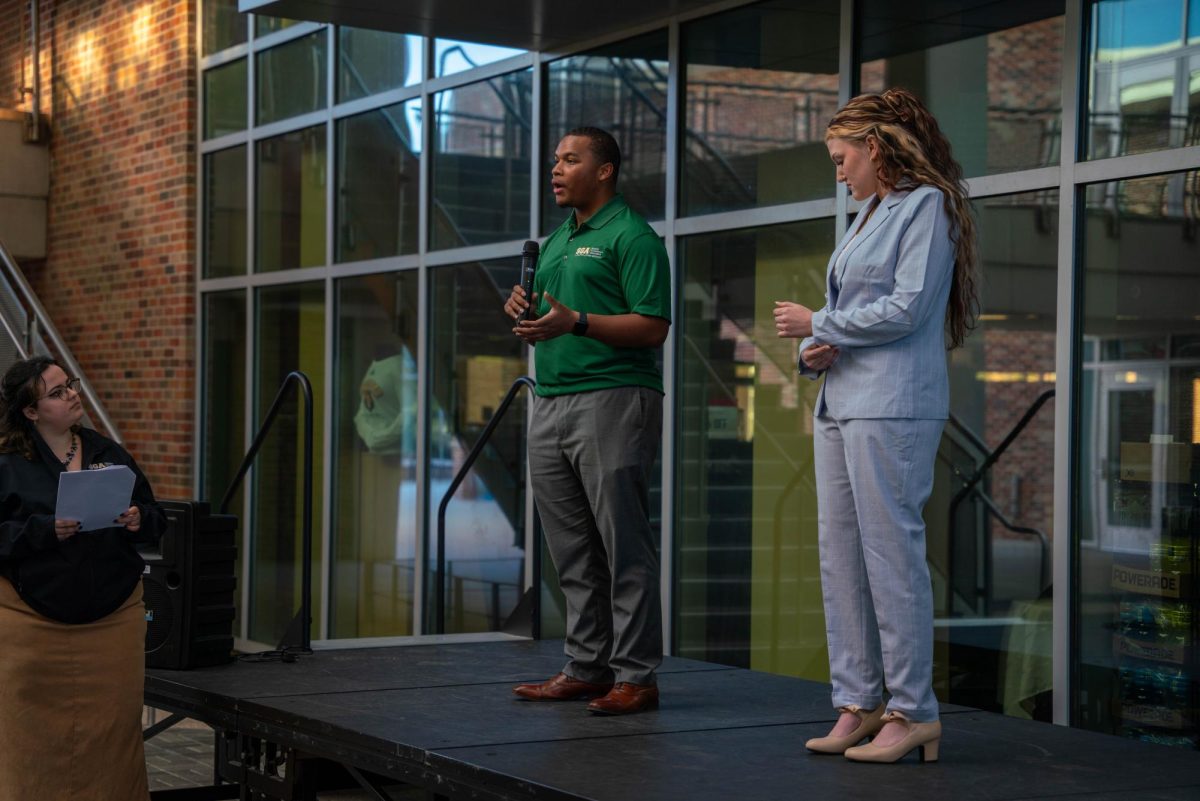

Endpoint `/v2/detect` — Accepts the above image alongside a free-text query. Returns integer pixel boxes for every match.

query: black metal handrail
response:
[436,376,538,635]
[219,371,314,654]
[946,388,1055,616]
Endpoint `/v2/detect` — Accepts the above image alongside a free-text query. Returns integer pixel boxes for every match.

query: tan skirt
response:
[0,576,150,801]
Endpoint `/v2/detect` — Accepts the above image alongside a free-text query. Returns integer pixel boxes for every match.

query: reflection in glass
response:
[859,0,1065,177]
[202,290,246,507]
[428,260,529,633]
[202,0,247,55]
[204,146,247,279]
[544,30,668,234]
[676,219,835,672]
[202,291,246,634]
[937,191,1058,719]
[256,16,300,36]
[338,28,423,102]
[332,273,420,638]
[203,58,247,140]
[682,0,840,216]
[435,39,525,77]
[257,31,327,125]
[1086,0,1200,159]
[256,125,326,272]
[431,71,532,249]
[337,101,421,263]
[251,283,326,646]
[1077,171,1200,748]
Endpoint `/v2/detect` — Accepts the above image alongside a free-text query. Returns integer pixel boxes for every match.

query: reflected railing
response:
[944,389,1056,618]
[436,376,540,635]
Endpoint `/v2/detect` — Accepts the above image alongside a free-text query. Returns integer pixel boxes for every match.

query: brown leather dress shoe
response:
[512,673,613,701]
[586,682,659,715]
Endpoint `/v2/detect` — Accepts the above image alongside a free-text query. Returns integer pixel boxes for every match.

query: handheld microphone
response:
[518,240,539,322]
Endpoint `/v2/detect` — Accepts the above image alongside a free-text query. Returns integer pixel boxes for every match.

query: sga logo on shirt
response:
[574,247,604,258]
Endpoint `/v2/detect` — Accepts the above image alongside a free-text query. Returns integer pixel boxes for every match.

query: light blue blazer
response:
[799,184,954,420]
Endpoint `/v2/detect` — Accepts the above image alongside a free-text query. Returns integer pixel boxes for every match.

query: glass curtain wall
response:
[427,259,529,634]
[681,0,841,215]
[859,0,1066,177]
[332,273,420,639]
[1076,169,1200,748]
[196,0,1200,747]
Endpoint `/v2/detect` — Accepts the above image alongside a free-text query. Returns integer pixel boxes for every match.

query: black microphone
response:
[518,239,539,322]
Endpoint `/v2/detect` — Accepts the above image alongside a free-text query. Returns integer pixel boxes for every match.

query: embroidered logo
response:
[574,246,604,258]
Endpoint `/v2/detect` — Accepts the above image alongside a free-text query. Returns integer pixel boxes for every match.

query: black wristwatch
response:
[572,310,589,337]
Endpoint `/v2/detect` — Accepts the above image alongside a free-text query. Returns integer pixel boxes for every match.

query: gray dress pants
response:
[528,385,663,686]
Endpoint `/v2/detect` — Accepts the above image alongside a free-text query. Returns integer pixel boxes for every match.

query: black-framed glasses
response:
[44,377,82,402]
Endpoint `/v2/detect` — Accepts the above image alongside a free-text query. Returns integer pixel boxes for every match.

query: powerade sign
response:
[1110,565,1181,598]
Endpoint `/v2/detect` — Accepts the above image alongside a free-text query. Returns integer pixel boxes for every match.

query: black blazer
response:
[0,427,165,623]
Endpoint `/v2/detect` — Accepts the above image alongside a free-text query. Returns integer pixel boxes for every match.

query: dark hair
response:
[565,126,621,184]
[827,87,980,349]
[0,356,61,460]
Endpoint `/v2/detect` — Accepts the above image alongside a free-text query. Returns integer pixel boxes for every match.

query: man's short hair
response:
[565,126,621,184]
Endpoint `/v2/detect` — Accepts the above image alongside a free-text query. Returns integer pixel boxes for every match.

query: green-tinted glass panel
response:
[256,16,300,36]
[336,100,421,262]
[202,0,247,55]
[859,0,1065,176]
[251,282,326,646]
[427,259,529,633]
[1076,170,1200,749]
[338,27,423,102]
[543,30,667,235]
[256,126,326,272]
[435,39,525,77]
[1086,0,1199,159]
[331,272,420,638]
[203,58,247,139]
[204,146,247,279]
[682,0,840,216]
[257,31,327,125]
[202,290,247,634]
[675,219,835,670]
[937,191,1059,719]
[431,71,532,250]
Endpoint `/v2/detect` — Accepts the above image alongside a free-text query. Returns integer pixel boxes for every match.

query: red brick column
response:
[21,0,197,499]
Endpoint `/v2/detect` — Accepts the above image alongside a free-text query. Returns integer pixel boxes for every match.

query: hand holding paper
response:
[55,465,136,533]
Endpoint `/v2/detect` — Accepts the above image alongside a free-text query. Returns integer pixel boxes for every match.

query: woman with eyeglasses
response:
[0,356,165,800]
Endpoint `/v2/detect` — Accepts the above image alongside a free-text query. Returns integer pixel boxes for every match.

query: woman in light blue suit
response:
[775,88,978,764]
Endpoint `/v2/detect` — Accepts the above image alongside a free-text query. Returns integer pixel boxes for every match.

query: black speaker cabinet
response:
[142,500,237,669]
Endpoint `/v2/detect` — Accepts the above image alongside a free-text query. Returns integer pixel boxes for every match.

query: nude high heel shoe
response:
[843,712,941,763]
[805,705,886,754]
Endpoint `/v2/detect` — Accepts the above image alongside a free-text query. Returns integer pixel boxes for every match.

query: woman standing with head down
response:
[774,88,979,763]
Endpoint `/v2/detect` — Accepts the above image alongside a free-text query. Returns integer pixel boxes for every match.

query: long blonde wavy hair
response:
[826,87,979,349]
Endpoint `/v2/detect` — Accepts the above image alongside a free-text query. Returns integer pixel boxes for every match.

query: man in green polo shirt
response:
[503,127,670,716]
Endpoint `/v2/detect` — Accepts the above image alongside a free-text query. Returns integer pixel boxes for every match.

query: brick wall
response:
[12,0,197,498]
[0,1,24,111]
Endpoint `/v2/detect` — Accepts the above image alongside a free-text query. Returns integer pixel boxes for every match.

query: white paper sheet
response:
[55,465,136,532]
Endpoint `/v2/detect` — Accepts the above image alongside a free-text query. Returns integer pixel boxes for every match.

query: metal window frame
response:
[193,0,1200,717]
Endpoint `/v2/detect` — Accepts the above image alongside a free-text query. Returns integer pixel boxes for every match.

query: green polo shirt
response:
[533,194,671,397]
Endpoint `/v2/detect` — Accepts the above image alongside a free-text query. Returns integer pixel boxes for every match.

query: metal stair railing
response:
[0,235,122,442]
[946,388,1056,617]
[219,370,315,654]
[436,376,538,635]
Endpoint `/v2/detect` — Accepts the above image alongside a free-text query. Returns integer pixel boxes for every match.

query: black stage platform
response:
[145,638,1200,800]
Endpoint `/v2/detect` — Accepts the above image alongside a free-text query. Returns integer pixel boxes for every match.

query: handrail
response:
[950,388,1056,513]
[436,375,537,635]
[219,371,314,654]
[0,236,122,443]
[946,388,1055,616]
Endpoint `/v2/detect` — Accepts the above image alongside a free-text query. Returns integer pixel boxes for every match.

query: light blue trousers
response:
[814,415,944,722]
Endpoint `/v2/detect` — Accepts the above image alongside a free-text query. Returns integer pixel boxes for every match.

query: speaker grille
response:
[143,577,174,653]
